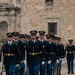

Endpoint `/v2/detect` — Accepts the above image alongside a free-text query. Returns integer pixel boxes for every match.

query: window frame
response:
[48,22,57,35]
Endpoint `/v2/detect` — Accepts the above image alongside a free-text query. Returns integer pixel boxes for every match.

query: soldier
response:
[23,34,28,75]
[27,30,42,75]
[13,32,19,42]
[19,34,28,75]
[12,32,21,75]
[55,37,65,75]
[39,31,48,75]
[1,32,20,75]
[46,34,56,75]
[23,34,28,42]
[18,34,26,75]
[65,39,75,74]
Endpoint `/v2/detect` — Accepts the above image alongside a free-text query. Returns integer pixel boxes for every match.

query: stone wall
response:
[20,0,75,44]
[0,0,75,44]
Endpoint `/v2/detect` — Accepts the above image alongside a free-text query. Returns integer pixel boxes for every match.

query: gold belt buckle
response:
[5,54,15,56]
[8,54,10,56]
[32,52,34,55]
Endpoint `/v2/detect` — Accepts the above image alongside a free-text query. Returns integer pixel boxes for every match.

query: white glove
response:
[64,57,66,59]
[57,60,59,63]
[59,58,62,61]
[16,64,19,67]
[42,61,45,65]
[23,60,27,64]
[21,61,24,63]
[0,62,2,65]
[48,60,51,64]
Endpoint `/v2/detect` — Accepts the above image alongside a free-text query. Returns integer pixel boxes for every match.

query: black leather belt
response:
[4,53,15,56]
[28,52,41,56]
[67,52,74,54]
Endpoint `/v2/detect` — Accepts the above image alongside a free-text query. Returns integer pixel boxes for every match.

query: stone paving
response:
[1,59,75,75]
[61,59,75,75]
[61,64,75,75]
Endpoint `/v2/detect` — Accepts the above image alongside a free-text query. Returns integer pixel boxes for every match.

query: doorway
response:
[0,21,8,43]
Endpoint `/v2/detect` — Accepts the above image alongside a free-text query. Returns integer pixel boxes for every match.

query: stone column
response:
[7,13,11,32]
[15,14,21,32]
[9,10,16,32]
[8,17,11,32]
[10,16,16,32]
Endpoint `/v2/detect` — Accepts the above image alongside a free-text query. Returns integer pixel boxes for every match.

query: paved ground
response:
[1,59,75,75]
[61,64,75,75]
[1,65,75,75]
[61,59,75,75]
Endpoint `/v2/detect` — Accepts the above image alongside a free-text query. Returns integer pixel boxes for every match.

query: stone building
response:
[0,0,21,42]
[0,0,75,44]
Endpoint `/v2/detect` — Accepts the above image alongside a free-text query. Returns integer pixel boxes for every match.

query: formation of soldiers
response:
[0,30,75,75]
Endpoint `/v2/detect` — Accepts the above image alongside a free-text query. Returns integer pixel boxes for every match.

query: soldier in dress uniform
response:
[27,30,42,75]
[46,34,56,75]
[12,32,21,75]
[18,34,26,75]
[19,34,28,75]
[39,31,48,75]
[55,37,65,75]
[23,34,28,42]
[65,39,75,74]
[13,32,19,41]
[1,32,20,75]
[23,34,28,75]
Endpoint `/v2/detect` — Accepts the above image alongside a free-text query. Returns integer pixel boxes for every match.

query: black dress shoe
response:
[68,71,70,74]
[71,72,74,74]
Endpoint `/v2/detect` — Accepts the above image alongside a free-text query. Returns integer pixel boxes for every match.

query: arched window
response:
[0,21,8,42]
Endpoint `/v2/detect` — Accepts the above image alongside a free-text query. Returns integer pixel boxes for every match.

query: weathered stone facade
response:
[20,0,75,44]
[0,0,21,42]
[0,0,75,44]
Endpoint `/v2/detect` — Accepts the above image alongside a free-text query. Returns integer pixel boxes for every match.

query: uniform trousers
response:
[40,61,47,75]
[56,59,62,75]
[47,60,55,75]
[67,59,74,73]
[28,64,40,75]
[5,64,16,75]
